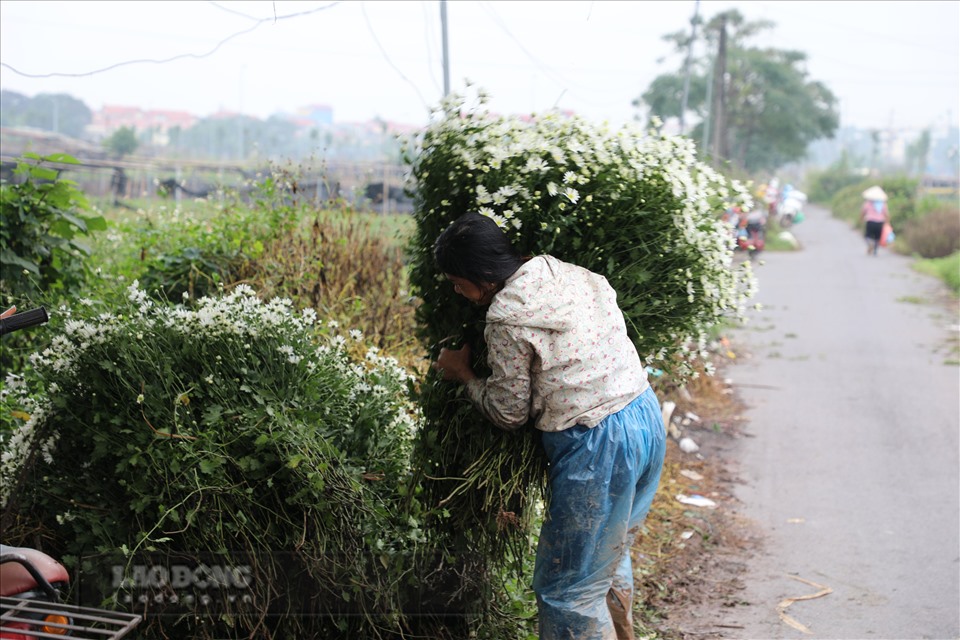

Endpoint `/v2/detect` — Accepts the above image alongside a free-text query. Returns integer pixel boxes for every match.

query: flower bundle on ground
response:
[403,89,758,569]
[0,282,431,639]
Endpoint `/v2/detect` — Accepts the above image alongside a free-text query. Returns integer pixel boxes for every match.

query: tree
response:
[869,129,882,174]
[633,74,708,127]
[0,90,92,139]
[0,90,30,121]
[636,9,839,173]
[103,126,138,158]
[905,129,931,176]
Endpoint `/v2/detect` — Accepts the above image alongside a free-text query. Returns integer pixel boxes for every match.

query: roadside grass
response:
[913,251,960,294]
[765,232,800,252]
[764,215,803,252]
[911,251,960,366]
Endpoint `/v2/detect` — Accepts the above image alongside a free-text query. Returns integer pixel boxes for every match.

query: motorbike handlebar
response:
[0,307,49,336]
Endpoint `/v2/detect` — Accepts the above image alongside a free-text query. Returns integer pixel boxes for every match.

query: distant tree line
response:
[0,90,92,139]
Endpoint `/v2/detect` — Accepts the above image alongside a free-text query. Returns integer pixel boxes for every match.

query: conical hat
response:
[862,185,887,201]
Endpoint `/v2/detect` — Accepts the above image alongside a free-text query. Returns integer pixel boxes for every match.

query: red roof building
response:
[89,106,198,140]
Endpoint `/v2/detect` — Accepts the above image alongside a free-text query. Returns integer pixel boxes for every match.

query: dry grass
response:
[901,206,960,259]
[235,211,427,373]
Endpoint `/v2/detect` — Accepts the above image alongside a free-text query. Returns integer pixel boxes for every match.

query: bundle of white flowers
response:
[403,88,758,563]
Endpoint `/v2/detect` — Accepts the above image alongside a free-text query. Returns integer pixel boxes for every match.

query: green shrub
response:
[902,207,960,258]
[99,163,304,304]
[829,175,920,231]
[917,193,956,216]
[0,283,430,639]
[804,159,864,203]
[0,153,106,303]
[137,244,246,301]
[914,251,960,293]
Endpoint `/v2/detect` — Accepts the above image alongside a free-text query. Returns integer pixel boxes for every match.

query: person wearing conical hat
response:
[860,185,889,256]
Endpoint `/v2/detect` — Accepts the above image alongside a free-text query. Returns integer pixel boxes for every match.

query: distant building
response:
[88,105,198,145]
[208,109,243,121]
[382,120,423,136]
[75,100,429,161]
[295,104,334,127]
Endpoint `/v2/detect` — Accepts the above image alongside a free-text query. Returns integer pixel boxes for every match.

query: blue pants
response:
[533,388,666,640]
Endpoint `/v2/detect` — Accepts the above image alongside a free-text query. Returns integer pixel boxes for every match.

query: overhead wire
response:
[748,1,957,56]
[0,2,340,79]
[358,1,431,114]
[207,1,268,22]
[476,1,634,111]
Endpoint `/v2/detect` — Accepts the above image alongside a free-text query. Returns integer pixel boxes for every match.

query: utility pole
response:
[440,1,450,97]
[710,14,727,165]
[679,0,700,135]
[238,66,245,161]
[701,56,713,156]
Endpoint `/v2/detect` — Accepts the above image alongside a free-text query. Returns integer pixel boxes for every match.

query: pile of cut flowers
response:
[0,281,435,639]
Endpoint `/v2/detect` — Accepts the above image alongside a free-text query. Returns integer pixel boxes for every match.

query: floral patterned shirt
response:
[465,255,649,432]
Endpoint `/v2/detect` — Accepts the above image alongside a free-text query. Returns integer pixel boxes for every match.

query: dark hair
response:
[433,212,525,285]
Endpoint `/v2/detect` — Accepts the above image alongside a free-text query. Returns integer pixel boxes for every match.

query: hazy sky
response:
[1,0,957,133]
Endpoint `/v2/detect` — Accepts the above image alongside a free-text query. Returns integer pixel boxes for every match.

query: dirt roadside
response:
[632,338,769,640]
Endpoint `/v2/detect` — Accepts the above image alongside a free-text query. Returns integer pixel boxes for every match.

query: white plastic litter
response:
[676,494,717,508]
[679,437,700,453]
[661,401,676,428]
[778,231,800,248]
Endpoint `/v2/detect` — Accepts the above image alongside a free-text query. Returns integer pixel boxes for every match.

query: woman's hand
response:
[433,344,477,385]
[1,306,15,319]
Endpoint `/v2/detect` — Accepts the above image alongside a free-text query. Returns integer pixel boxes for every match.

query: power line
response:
[476,1,625,110]
[747,1,958,57]
[206,1,279,22]
[801,54,958,77]
[0,2,340,79]
[207,1,267,22]
[478,1,572,90]
[358,1,431,114]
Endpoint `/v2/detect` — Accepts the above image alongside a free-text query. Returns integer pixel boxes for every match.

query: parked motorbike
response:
[777,190,807,229]
[0,307,48,337]
[737,221,766,260]
[0,307,142,639]
[1,546,141,639]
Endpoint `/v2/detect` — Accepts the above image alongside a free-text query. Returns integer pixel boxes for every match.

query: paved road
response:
[716,203,960,640]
